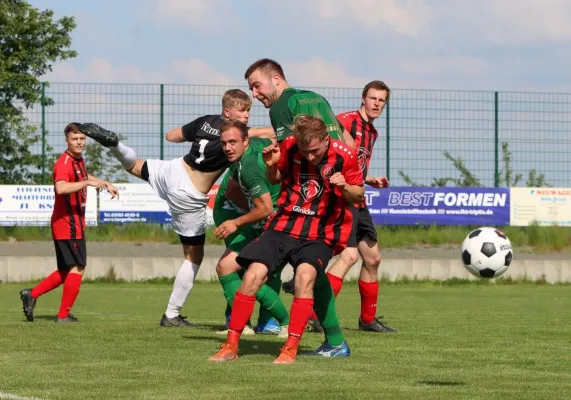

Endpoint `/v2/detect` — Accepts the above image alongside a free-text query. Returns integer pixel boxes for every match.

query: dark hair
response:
[220,119,249,140]
[362,80,391,101]
[244,58,286,80]
[64,122,82,137]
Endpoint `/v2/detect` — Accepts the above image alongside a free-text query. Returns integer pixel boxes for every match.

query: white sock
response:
[165,260,200,319]
[109,142,137,170]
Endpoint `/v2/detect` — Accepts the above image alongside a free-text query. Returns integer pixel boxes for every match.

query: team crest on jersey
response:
[357,148,370,172]
[320,164,335,180]
[299,173,323,202]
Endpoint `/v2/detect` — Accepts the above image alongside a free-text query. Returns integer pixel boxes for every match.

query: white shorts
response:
[145,158,210,238]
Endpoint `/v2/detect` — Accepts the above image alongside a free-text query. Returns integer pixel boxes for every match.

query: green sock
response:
[313,272,345,346]
[218,272,242,308]
[257,275,282,325]
[256,284,290,326]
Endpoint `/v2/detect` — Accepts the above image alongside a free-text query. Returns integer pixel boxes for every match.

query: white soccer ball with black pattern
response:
[461,227,513,278]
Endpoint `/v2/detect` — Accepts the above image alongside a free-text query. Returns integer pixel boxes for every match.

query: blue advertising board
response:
[365,187,510,226]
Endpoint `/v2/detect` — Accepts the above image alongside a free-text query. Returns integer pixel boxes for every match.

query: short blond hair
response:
[222,89,251,110]
[290,114,328,146]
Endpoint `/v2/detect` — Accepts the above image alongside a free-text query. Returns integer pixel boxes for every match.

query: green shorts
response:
[213,200,260,253]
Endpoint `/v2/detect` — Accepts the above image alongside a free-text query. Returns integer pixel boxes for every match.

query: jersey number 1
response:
[194,139,208,164]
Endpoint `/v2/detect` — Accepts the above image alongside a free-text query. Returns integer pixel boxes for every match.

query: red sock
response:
[31,270,68,299]
[358,280,378,324]
[285,297,314,351]
[227,291,256,345]
[57,273,82,319]
[327,272,344,297]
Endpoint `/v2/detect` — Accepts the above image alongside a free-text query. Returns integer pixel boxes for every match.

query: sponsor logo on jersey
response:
[320,164,335,180]
[299,173,323,202]
[200,122,220,136]
[293,205,316,215]
[357,148,370,172]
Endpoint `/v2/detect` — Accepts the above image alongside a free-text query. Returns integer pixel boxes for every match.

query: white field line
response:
[0,392,48,400]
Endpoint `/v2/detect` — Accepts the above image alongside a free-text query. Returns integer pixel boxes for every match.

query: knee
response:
[363,252,381,272]
[294,266,317,297]
[241,265,267,295]
[183,245,204,264]
[340,248,360,266]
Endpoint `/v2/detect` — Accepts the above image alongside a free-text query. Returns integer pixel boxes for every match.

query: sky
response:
[23,0,571,187]
[33,0,571,92]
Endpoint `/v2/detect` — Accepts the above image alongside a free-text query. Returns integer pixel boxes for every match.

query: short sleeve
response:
[342,148,364,186]
[53,159,72,183]
[181,116,207,142]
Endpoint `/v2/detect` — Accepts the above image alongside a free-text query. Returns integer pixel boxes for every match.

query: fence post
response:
[41,82,47,184]
[494,91,499,187]
[385,100,390,181]
[160,84,164,160]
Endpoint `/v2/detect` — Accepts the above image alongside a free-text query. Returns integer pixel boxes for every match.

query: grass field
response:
[1,282,570,400]
[2,224,570,253]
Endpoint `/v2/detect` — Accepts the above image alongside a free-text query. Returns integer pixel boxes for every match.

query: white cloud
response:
[397,56,488,77]
[284,58,368,88]
[138,0,238,33]
[42,58,237,85]
[307,0,433,37]
[436,0,571,43]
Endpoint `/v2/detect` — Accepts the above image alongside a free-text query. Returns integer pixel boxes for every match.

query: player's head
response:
[361,80,390,121]
[64,122,86,156]
[222,89,251,124]
[244,58,288,109]
[291,115,329,166]
[220,119,249,163]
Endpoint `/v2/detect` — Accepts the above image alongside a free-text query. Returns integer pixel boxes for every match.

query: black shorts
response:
[236,230,334,276]
[347,206,378,247]
[178,233,206,246]
[54,239,87,270]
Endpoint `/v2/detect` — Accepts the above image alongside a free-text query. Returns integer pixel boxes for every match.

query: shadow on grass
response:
[419,380,465,387]
[182,334,313,357]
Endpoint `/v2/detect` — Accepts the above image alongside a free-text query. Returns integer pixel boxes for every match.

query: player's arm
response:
[330,149,365,204]
[262,144,283,184]
[225,177,249,211]
[248,126,276,140]
[365,175,389,188]
[166,116,206,143]
[234,193,273,228]
[342,128,356,149]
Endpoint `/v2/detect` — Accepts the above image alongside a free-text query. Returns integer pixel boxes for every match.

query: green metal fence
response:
[24,83,571,187]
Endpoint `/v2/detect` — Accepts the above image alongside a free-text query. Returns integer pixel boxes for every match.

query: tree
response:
[0,0,77,184]
[398,141,550,188]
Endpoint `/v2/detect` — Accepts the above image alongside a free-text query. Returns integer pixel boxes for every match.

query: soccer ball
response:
[461,227,513,279]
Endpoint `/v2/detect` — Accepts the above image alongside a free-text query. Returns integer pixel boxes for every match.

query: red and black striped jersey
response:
[51,151,88,240]
[337,110,379,207]
[266,135,364,253]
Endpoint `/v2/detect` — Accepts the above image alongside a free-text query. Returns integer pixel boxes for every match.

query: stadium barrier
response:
[2,185,570,227]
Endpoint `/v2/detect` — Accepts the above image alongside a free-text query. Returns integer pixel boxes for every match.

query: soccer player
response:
[213,120,289,337]
[282,81,398,333]
[244,57,356,332]
[78,89,269,327]
[328,80,397,332]
[244,58,355,148]
[208,115,364,364]
[19,123,119,323]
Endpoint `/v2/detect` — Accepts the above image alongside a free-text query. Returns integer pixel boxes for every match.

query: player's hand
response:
[367,176,389,189]
[215,220,238,240]
[329,172,347,190]
[87,179,106,191]
[103,182,120,199]
[262,144,281,167]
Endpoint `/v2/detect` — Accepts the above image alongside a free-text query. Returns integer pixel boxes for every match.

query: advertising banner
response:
[365,187,510,226]
[510,187,571,226]
[0,185,97,226]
